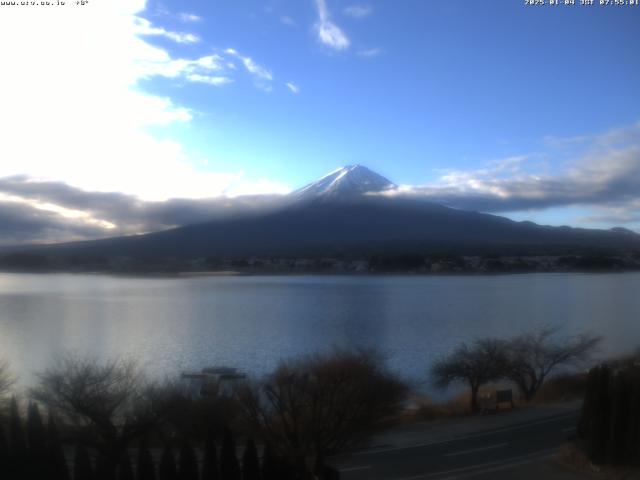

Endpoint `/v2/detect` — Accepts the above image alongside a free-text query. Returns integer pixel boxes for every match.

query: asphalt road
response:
[329,411,579,480]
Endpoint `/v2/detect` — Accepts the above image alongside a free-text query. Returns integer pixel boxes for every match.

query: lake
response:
[0,272,639,391]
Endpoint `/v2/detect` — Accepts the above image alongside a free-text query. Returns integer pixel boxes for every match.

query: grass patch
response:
[533,372,588,404]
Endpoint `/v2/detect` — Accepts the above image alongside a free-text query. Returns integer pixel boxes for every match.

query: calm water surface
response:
[0,272,639,388]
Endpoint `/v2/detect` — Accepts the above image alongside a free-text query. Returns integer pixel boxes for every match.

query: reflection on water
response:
[0,272,639,388]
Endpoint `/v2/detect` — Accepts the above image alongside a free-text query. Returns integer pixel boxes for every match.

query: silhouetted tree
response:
[579,365,615,464]
[32,356,163,479]
[0,424,9,476]
[315,456,340,480]
[9,397,26,453]
[242,437,260,480]
[627,375,640,462]
[179,440,199,480]
[432,339,508,412]
[27,402,47,457]
[117,451,135,480]
[201,432,219,480]
[159,445,178,480]
[589,365,612,464]
[610,366,640,465]
[48,411,71,480]
[96,453,116,480]
[505,328,601,402]
[0,359,15,398]
[74,444,95,480]
[220,427,240,480]
[149,380,239,445]
[24,402,47,478]
[578,366,599,439]
[8,397,27,478]
[259,444,293,480]
[260,444,278,480]
[276,455,294,480]
[137,437,157,480]
[606,370,631,465]
[238,350,407,472]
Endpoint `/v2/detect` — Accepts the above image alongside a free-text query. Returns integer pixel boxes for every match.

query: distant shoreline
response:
[1,249,639,277]
[1,266,639,278]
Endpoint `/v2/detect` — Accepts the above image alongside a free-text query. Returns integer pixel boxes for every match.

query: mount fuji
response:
[293,165,397,201]
[7,165,640,264]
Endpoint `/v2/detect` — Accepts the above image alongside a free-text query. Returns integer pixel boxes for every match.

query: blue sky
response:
[140,0,640,184]
[0,0,639,242]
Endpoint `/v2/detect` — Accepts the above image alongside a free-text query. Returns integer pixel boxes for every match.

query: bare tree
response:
[0,359,16,399]
[505,327,601,402]
[143,379,239,442]
[431,339,508,412]
[30,355,162,478]
[237,349,407,476]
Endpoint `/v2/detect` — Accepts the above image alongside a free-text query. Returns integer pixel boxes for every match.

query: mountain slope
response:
[24,196,640,260]
[8,166,640,261]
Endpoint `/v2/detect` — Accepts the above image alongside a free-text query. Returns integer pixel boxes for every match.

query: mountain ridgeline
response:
[3,165,640,272]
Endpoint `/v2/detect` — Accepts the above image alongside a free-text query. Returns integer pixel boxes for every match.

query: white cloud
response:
[314,0,350,50]
[380,123,640,225]
[225,48,273,82]
[285,82,300,94]
[138,53,236,87]
[134,17,200,44]
[186,74,234,86]
[178,12,201,23]
[0,0,284,201]
[343,4,373,18]
[281,15,297,26]
[357,48,382,58]
[242,57,273,81]
[0,177,293,244]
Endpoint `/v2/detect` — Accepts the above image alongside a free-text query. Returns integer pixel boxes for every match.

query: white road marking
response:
[338,412,576,457]
[391,448,557,480]
[443,442,508,457]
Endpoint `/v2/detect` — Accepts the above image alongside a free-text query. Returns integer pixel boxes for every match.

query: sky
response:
[0,0,639,244]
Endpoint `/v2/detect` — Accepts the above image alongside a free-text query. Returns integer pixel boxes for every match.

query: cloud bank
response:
[1,122,639,245]
[0,176,288,245]
[384,122,640,227]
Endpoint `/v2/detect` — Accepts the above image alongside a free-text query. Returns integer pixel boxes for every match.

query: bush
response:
[578,364,640,466]
[431,339,508,413]
[201,431,219,480]
[74,444,94,480]
[533,372,588,404]
[158,445,178,480]
[238,349,407,473]
[504,328,600,403]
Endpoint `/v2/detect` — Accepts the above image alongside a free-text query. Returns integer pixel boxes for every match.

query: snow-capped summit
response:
[292,165,397,201]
